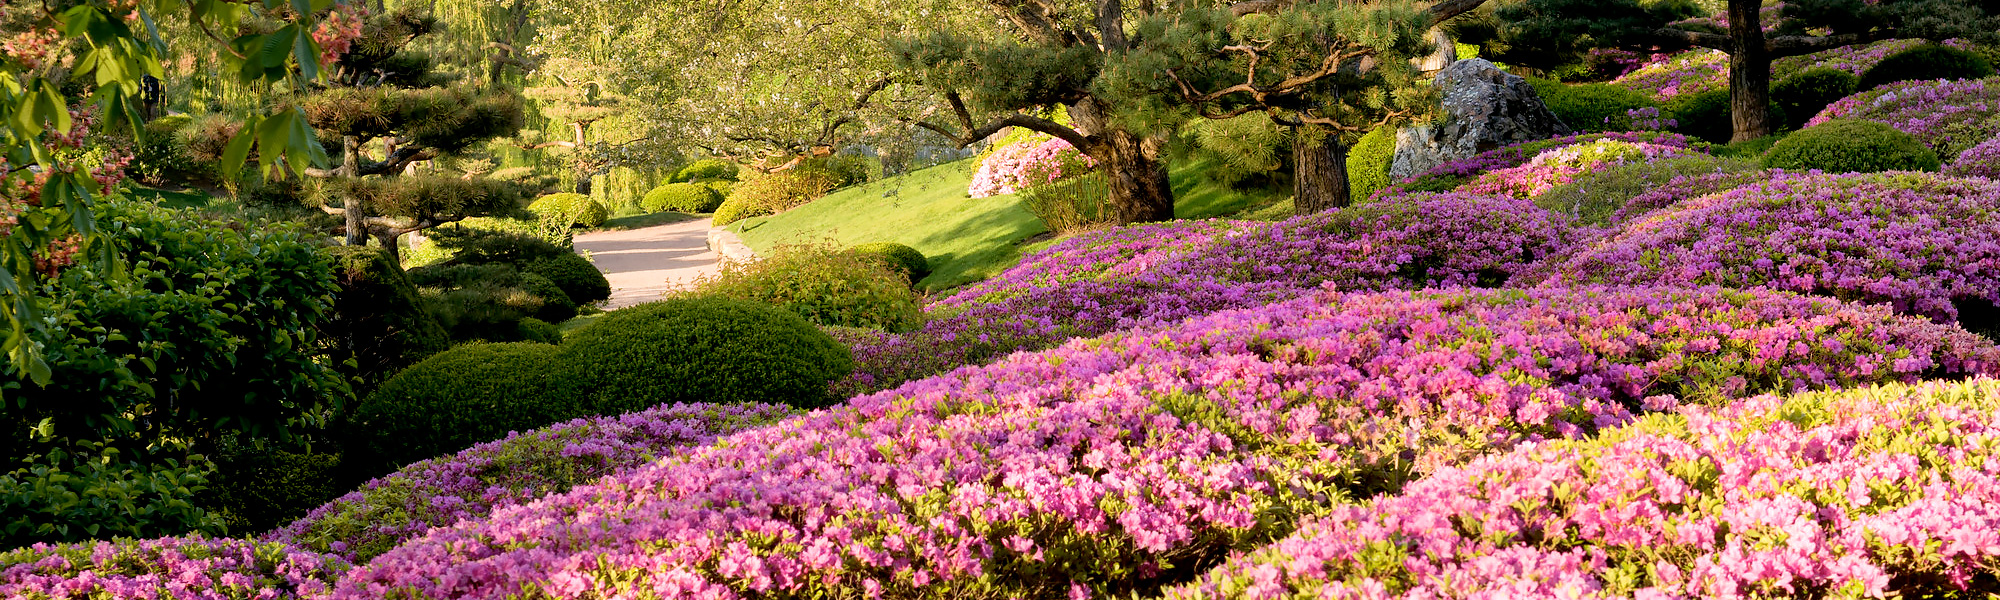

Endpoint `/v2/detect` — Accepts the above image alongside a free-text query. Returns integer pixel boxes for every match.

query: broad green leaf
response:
[292,28,320,82]
[220,115,259,181]
[37,83,70,135]
[259,25,299,71]
[256,110,292,173]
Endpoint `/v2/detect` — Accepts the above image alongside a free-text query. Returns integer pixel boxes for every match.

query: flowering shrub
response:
[1534,172,2000,332]
[1605,166,1777,224]
[840,193,1576,394]
[1372,131,1700,200]
[333,287,1996,599]
[1946,135,2000,178]
[0,536,348,599]
[1612,50,1728,101]
[1166,378,2000,599]
[271,402,794,563]
[1807,77,2000,157]
[1460,139,1705,198]
[968,137,1096,198]
[1773,38,1977,79]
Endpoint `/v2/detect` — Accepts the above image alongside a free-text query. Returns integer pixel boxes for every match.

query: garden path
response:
[573,219,721,309]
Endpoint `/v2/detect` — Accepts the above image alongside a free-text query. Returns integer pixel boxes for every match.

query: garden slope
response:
[727,158,1284,291]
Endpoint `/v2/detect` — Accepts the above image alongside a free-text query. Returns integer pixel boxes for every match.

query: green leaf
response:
[259,25,299,71]
[292,28,320,82]
[36,83,68,134]
[257,110,292,174]
[220,115,259,182]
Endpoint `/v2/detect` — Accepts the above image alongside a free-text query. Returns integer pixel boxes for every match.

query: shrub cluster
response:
[561,297,855,415]
[0,536,349,599]
[1771,67,1858,130]
[318,245,449,390]
[1458,138,1706,198]
[345,342,581,473]
[1663,88,1785,145]
[1345,127,1396,198]
[526,192,608,228]
[640,182,724,213]
[670,158,738,183]
[1809,76,2000,157]
[1762,118,1942,173]
[1857,43,1995,92]
[969,136,1097,198]
[404,228,608,341]
[712,168,843,226]
[688,244,923,331]
[329,287,1998,599]
[1535,155,1764,225]
[1528,78,1660,133]
[1373,131,1700,199]
[850,241,931,284]
[1946,135,2000,178]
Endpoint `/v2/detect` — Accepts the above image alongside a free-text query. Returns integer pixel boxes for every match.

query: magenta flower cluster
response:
[1460,139,1706,198]
[1808,76,2000,156]
[330,286,1996,599]
[839,192,1577,394]
[1167,378,2000,599]
[267,402,794,563]
[1946,135,2000,179]
[968,137,1096,198]
[1534,172,2000,326]
[1609,167,1780,224]
[0,536,348,600]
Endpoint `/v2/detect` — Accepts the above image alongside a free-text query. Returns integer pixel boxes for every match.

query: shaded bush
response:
[640,183,723,214]
[516,317,562,344]
[347,342,582,473]
[1809,77,2000,158]
[689,244,923,331]
[526,192,607,228]
[1858,43,1995,92]
[1665,88,1784,144]
[1528,78,1660,133]
[1762,119,1941,173]
[1536,155,1763,224]
[200,442,345,534]
[850,241,931,284]
[0,441,222,546]
[319,245,450,392]
[1772,68,1858,130]
[671,158,738,183]
[408,263,576,341]
[559,297,853,414]
[524,252,610,305]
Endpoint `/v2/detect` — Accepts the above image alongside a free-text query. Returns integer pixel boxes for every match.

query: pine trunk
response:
[1096,130,1175,223]
[1727,0,1773,143]
[341,136,366,246]
[1293,129,1353,214]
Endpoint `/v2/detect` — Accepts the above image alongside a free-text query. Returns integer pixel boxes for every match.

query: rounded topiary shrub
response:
[516,317,563,344]
[1531,79,1660,133]
[850,242,930,284]
[527,192,609,228]
[711,196,774,226]
[1772,68,1859,130]
[518,272,577,323]
[672,158,738,183]
[688,244,923,331]
[640,183,724,214]
[525,252,610,305]
[319,245,450,390]
[1346,127,1396,199]
[1762,119,1942,173]
[347,342,583,473]
[701,179,735,199]
[1858,44,1995,92]
[559,297,854,414]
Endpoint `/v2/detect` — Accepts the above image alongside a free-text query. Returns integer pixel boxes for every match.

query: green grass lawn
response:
[729,158,1286,291]
[129,186,217,210]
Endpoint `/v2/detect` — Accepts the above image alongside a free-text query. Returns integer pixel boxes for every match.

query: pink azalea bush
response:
[1460,139,1707,198]
[268,402,794,563]
[0,536,348,599]
[1807,77,2000,157]
[1371,132,1700,200]
[331,287,1996,599]
[1534,172,2000,331]
[968,137,1096,198]
[1166,378,2000,599]
[1608,167,1780,223]
[1612,50,1728,101]
[1946,135,2000,179]
[838,193,1577,394]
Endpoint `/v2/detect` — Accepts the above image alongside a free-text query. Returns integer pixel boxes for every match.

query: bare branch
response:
[1767,30,1890,56]
[1426,0,1491,27]
[1652,27,1732,50]
[1230,0,1292,17]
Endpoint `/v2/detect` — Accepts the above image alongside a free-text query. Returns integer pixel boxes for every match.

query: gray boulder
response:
[1389,59,1570,180]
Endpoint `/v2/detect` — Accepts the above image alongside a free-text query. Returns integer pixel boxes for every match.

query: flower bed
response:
[1947,136,2000,179]
[1807,77,2000,157]
[839,193,1576,394]
[1459,138,1706,198]
[0,536,348,599]
[334,287,1996,599]
[268,402,795,563]
[1533,172,2000,330]
[1772,38,1976,79]
[1612,49,1729,100]
[1371,131,1700,200]
[1166,378,2000,599]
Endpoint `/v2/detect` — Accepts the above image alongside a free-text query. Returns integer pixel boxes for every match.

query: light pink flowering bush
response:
[968,137,1096,198]
[1945,135,2000,179]
[1807,76,2000,157]
[1612,50,1728,101]
[0,536,348,599]
[1460,139,1706,198]
[1167,378,2000,599]
[332,287,1994,599]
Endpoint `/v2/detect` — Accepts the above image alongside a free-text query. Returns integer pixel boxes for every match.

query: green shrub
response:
[320,245,450,391]
[410,263,576,341]
[518,272,578,323]
[672,158,739,183]
[641,183,724,213]
[1666,89,1786,144]
[849,242,932,284]
[712,169,842,226]
[525,253,611,305]
[689,244,923,331]
[712,196,775,226]
[1858,44,1995,92]
[1772,68,1859,130]
[348,342,583,473]
[428,225,570,268]
[1528,78,1660,133]
[1762,119,1942,173]
[701,180,735,199]
[800,154,879,188]
[527,192,608,228]
[130,115,202,185]
[559,297,854,414]
[1347,127,1397,199]
[201,441,344,533]
[517,317,563,344]
[1537,155,1762,225]
[0,440,223,546]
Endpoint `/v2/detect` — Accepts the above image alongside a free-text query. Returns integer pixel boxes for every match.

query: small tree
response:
[1477,0,2000,142]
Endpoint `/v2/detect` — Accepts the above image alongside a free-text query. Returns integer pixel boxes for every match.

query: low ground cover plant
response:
[1372,131,1701,199]
[688,243,923,331]
[1809,76,2000,158]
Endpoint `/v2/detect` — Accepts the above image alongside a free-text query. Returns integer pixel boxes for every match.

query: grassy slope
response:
[730,157,1285,291]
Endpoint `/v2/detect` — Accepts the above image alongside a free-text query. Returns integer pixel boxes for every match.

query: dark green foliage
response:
[300,87,526,155]
[349,343,583,472]
[671,158,739,183]
[560,298,854,414]
[0,440,223,546]
[1347,128,1397,199]
[850,242,931,284]
[129,115,203,186]
[1772,68,1859,130]
[428,226,571,268]
[1858,44,1996,92]
[1666,89,1785,145]
[319,245,450,392]
[525,253,611,305]
[1458,0,1703,71]
[1527,78,1660,133]
[1537,155,1763,224]
[328,176,524,226]
[1762,119,1943,173]
[690,245,924,331]
[519,272,579,323]
[641,183,724,214]
[201,442,345,534]
[517,317,564,344]
[1716,133,1789,159]
[409,263,576,341]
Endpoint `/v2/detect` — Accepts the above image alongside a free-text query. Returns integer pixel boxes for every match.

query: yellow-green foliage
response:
[528,192,608,228]
[642,183,724,214]
[688,243,923,332]
[1763,119,1942,173]
[711,169,841,225]
[1347,127,1396,199]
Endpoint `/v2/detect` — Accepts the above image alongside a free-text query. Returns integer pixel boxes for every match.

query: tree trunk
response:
[1293,128,1353,214]
[373,231,402,264]
[1095,130,1175,223]
[340,136,366,246]
[1727,0,1773,142]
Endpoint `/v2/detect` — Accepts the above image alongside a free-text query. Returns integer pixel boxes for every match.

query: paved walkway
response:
[573,219,722,309]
